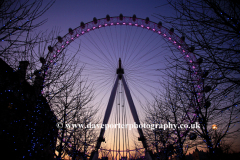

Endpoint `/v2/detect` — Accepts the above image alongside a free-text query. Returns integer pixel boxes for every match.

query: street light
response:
[212,124,217,130]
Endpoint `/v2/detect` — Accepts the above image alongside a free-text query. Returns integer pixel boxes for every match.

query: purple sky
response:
[33,0,240,155]
[38,0,170,35]
[37,0,180,153]
[38,0,176,120]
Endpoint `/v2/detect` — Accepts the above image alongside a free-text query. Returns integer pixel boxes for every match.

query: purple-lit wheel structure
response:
[44,14,203,159]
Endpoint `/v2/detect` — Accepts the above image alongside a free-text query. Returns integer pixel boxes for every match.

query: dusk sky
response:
[38,0,170,33]
[36,0,183,154]
[28,0,240,157]
[37,0,177,109]
[1,1,240,159]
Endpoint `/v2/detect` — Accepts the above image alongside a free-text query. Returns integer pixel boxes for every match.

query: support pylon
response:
[90,58,153,160]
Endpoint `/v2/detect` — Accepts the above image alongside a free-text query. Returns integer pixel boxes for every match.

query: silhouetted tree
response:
[0,1,100,159]
[145,83,195,160]
[153,1,240,159]
[161,60,239,159]
[51,66,98,159]
[0,0,55,63]
[155,0,240,87]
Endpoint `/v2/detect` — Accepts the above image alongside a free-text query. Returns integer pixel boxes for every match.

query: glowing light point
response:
[158,31,161,34]
[87,29,90,31]
[147,27,150,29]
[93,27,96,29]
[193,66,195,69]
[61,45,64,48]
[129,23,132,25]
[117,23,119,25]
[190,60,192,63]
[178,45,181,48]
[186,55,189,57]
[57,50,60,52]
[152,29,155,31]
[104,24,107,26]
[174,41,176,43]
[135,24,138,26]
[66,41,69,44]
[123,23,126,25]
[77,34,79,37]
[111,23,113,25]
[169,37,171,40]
[163,34,166,36]
[183,50,185,53]
[99,25,101,27]
[141,25,144,27]
[212,124,217,130]
[82,31,85,34]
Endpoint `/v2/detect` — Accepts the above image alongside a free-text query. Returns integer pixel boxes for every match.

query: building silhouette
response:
[0,58,58,159]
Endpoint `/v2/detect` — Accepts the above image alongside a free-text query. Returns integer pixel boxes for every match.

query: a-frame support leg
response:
[122,76,153,160]
[91,58,152,160]
[121,76,147,148]
[90,76,119,160]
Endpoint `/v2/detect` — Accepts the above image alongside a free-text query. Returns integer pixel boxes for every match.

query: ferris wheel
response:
[43,14,203,159]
